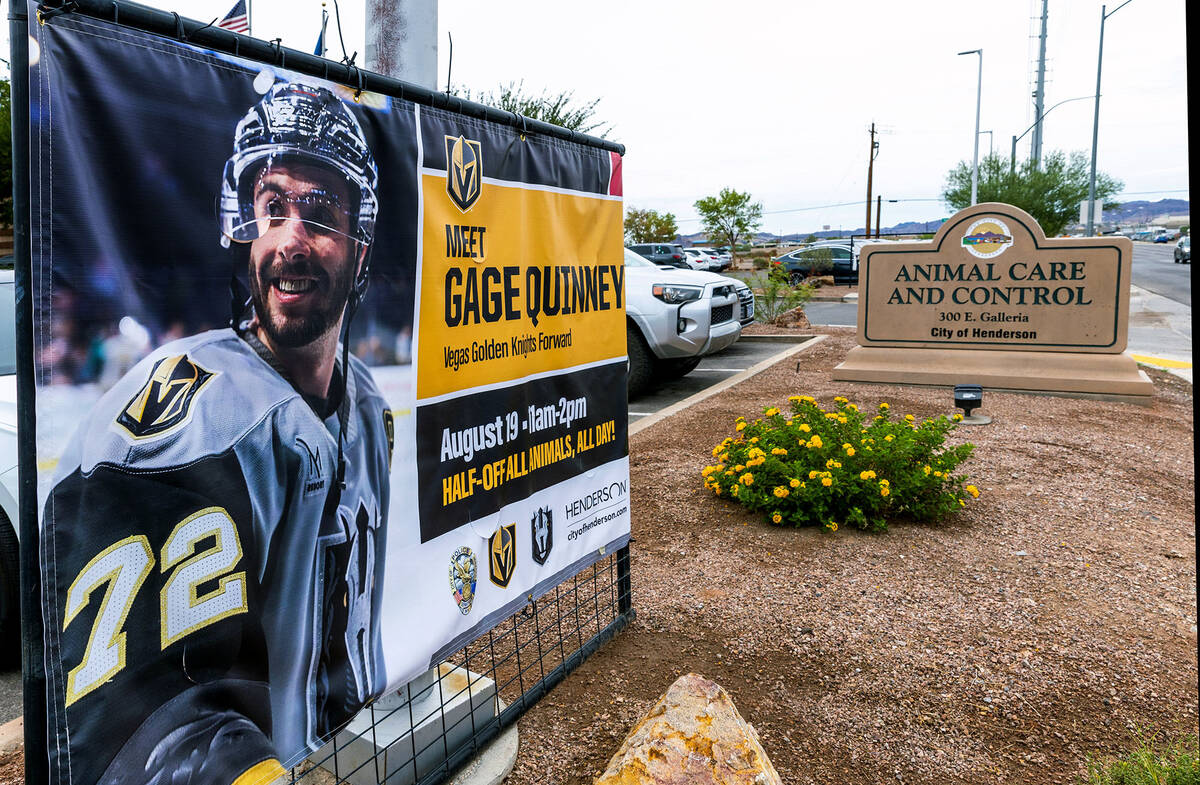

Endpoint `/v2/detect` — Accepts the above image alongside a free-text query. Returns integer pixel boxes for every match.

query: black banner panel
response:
[25,5,629,782]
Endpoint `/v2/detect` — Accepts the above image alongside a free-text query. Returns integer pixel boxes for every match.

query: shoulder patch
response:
[382,409,395,468]
[116,354,217,440]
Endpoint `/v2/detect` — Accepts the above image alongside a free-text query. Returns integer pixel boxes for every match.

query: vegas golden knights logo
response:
[488,522,517,588]
[445,135,483,212]
[117,354,216,439]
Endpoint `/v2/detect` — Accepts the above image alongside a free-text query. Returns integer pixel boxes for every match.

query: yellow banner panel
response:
[417,176,626,399]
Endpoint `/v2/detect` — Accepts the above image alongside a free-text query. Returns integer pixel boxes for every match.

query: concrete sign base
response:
[833,346,1155,403]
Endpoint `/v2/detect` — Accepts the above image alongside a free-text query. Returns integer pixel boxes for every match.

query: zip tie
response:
[36,1,78,24]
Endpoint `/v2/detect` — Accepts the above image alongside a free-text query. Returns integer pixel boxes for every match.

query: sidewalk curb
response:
[0,716,22,754]
[630,335,827,436]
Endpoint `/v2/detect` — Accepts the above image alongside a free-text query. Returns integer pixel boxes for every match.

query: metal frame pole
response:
[9,3,48,783]
[958,49,983,205]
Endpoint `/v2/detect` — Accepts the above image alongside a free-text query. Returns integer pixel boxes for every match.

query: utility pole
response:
[1087,1,1133,235]
[365,0,438,88]
[865,123,879,239]
[875,195,881,238]
[1030,0,1049,168]
[958,49,983,205]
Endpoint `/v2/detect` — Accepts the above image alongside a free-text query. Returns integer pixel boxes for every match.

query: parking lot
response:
[628,336,814,425]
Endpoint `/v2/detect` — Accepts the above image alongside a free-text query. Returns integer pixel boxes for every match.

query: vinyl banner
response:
[29,9,628,783]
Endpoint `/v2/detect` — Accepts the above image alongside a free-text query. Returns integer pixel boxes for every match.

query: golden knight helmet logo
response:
[445,135,483,212]
[117,354,216,439]
[488,522,517,588]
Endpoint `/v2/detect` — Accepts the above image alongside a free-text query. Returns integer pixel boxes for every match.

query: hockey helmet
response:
[219,81,378,252]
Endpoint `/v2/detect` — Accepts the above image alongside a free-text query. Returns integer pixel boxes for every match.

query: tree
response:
[1,79,12,227]
[941,150,1122,237]
[452,80,611,138]
[624,207,678,244]
[693,188,763,264]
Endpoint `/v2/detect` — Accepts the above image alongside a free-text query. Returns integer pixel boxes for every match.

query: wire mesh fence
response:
[288,546,633,785]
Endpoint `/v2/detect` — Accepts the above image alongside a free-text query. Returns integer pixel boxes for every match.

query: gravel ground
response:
[504,327,1197,784]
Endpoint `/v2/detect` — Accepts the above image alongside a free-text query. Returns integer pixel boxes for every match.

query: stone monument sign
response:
[833,203,1154,401]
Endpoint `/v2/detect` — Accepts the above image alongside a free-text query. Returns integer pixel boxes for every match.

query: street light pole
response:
[1010,95,1095,174]
[958,49,983,205]
[1087,0,1133,236]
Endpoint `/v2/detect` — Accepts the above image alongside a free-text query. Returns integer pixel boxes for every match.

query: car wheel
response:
[626,325,654,399]
[0,510,20,670]
[656,356,702,381]
[788,271,804,286]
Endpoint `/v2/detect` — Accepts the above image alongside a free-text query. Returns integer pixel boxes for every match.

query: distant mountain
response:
[1101,199,1189,224]
[672,199,1188,245]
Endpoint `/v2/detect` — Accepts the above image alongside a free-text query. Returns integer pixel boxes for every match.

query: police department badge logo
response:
[445,135,483,212]
[117,354,216,439]
[449,546,477,615]
[530,506,553,566]
[488,523,517,588]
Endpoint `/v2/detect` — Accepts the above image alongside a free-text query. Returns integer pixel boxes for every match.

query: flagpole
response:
[247,0,252,37]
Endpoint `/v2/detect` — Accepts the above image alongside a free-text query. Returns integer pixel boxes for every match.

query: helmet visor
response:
[222,159,364,245]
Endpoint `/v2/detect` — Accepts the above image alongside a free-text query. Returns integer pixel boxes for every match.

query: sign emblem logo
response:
[530,506,553,565]
[117,354,216,439]
[296,437,326,498]
[449,546,477,615]
[488,523,517,588]
[445,135,483,212]
[961,217,1014,259]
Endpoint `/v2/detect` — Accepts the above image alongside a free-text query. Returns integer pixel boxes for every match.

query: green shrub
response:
[754,264,812,324]
[1079,733,1199,785]
[702,396,977,531]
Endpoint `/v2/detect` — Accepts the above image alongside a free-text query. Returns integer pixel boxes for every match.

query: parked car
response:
[688,247,730,271]
[1154,231,1179,243]
[684,248,722,271]
[0,267,20,658]
[772,242,859,284]
[627,242,689,269]
[1174,236,1190,264]
[624,248,742,397]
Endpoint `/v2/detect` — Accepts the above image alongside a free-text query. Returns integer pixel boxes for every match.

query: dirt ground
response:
[5,329,1195,785]
[504,328,1197,784]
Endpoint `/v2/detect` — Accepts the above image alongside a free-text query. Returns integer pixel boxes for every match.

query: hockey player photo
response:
[39,81,394,784]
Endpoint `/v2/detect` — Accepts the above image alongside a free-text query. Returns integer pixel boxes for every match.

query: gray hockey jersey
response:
[40,328,393,785]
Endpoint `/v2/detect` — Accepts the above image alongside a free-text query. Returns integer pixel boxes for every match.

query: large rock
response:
[594,673,782,785]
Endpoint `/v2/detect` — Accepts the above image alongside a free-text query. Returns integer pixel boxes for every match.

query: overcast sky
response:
[4,0,1189,234]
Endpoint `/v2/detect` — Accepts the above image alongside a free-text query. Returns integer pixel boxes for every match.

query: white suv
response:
[624,249,742,396]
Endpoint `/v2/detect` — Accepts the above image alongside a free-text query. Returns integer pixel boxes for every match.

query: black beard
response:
[248,259,354,349]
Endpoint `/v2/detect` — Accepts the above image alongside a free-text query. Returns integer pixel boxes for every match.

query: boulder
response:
[594,673,781,785]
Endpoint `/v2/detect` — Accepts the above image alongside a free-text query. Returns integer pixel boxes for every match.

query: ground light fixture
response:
[954,384,991,425]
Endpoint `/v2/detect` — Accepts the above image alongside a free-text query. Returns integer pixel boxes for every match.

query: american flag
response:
[217,0,249,34]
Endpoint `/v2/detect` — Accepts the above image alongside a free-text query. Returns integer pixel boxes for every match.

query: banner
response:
[28,9,628,783]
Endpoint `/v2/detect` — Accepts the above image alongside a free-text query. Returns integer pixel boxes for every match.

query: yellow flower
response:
[773,486,789,498]
[809,435,823,448]
[874,415,885,423]
[725,469,735,476]
[821,477,833,487]
[736,422,747,431]
[720,453,730,463]
[825,412,838,419]
[713,485,722,496]
[923,465,931,475]
[838,415,848,424]
[788,395,801,403]
[772,512,782,523]
[765,407,780,416]
[799,423,812,433]
[880,487,890,497]
[749,437,759,444]
[786,419,794,426]
[771,447,788,456]
[933,470,943,478]
[847,403,858,412]
[701,465,716,477]
[953,413,964,422]
[800,395,815,403]
[859,470,875,480]
[789,478,801,488]
[808,470,819,479]
[740,473,754,486]
[734,464,745,472]
[845,447,856,457]
[966,484,980,498]
[834,396,848,405]
[879,478,890,486]
[827,521,839,532]
[959,499,966,507]
[905,414,914,422]
[731,484,739,497]
[800,482,806,489]
[879,402,890,411]
[884,434,894,442]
